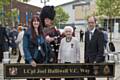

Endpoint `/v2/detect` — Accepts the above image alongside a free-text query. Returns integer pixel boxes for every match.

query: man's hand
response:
[46,35,54,43]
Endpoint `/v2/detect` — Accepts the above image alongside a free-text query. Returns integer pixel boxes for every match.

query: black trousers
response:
[12,48,17,55]
[80,36,83,42]
[0,48,3,62]
[17,50,22,63]
[85,56,96,80]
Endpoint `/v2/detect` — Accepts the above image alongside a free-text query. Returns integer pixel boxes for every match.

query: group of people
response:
[22,5,107,80]
[21,5,82,80]
[0,5,111,80]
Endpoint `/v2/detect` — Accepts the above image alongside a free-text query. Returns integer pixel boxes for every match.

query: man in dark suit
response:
[84,16,104,80]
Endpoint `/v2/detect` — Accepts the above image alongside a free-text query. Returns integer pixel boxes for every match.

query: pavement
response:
[0,30,120,80]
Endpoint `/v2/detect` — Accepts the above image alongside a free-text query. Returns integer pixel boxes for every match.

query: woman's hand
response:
[58,59,61,63]
[31,60,37,67]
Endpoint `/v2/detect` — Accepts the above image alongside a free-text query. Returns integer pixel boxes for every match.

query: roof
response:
[56,0,90,7]
[16,1,42,9]
[56,0,79,7]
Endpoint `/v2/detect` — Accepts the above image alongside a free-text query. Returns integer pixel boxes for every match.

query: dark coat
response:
[9,30,18,48]
[43,27,61,63]
[85,29,105,63]
[23,29,50,64]
[0,27,9,51]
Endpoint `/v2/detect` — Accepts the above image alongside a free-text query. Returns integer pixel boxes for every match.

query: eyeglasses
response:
[88,22,95,24]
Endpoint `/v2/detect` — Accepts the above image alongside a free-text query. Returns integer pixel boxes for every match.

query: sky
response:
[27,0,74,8]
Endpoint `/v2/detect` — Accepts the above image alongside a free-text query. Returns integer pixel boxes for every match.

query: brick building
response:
[5,0,41,27]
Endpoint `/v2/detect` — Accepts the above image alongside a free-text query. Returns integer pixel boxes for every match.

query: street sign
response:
[4,63,115,79]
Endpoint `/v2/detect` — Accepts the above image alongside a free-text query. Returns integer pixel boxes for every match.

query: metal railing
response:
[104,52,120,80]
[104,52,120,63]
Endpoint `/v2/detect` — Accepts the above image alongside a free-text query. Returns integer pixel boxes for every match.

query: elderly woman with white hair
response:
[58,26,81,80]
[58,26,80,63]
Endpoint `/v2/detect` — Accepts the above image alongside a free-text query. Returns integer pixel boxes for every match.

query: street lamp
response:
[1,0,5,27]
[41,0,49,6]
[11,0,14,27]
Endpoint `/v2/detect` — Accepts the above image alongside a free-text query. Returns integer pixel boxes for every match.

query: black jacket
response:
[0,27,9,51]
[85,29,104,63]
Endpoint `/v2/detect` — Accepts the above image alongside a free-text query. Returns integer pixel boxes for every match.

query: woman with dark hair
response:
[23,15,48,80]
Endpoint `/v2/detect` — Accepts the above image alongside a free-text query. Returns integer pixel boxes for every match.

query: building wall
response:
[59,0,120,34]
[5,0,41,27]
[90,0,96,15]
[60,4,75,24]
[13,1,41,26]
[59,0,97,32]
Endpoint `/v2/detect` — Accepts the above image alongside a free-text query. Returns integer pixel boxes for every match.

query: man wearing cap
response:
[40,6,61,80]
